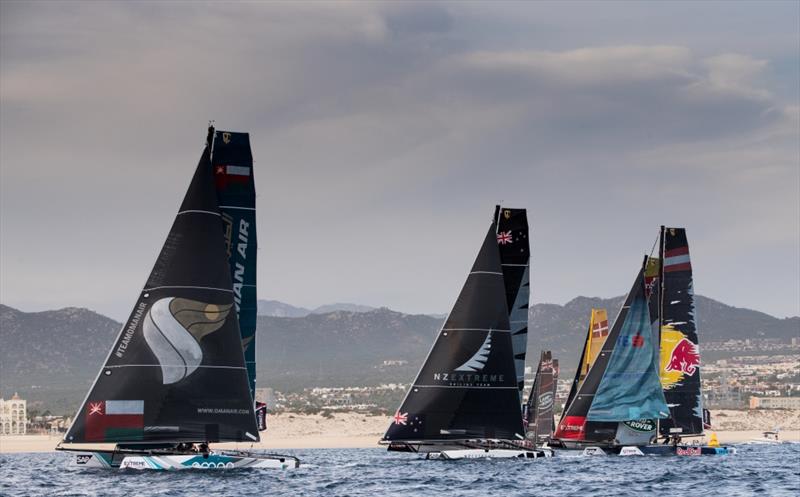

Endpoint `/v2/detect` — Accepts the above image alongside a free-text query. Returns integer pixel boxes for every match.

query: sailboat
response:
[553,258,669,452]
[553,227,734,456]
[56,126,299,470]
[380,206,550,460]
[523,350,558,445]
[559,308,609,422]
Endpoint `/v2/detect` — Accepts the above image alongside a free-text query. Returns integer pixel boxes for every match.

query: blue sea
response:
[1,444,799,497]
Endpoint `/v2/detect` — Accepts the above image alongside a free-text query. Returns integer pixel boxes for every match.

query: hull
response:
[429,448,553,460]
[552,444,735,456]
[67,449,300,470]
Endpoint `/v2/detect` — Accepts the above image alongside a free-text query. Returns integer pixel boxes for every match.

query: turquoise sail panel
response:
[212,130,257,401]
[586,282,669,422]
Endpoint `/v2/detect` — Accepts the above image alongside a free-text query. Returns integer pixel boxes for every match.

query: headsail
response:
[494,206,530,398]
[554,262,668,442]
[212,130,258,401]
[64,130,258,444]
[383,223,524,442]
[658,227,704,436]
[560,309,608,418]
[524,350,556,444]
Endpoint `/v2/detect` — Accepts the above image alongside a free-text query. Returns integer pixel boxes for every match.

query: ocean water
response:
[1,444,798,497]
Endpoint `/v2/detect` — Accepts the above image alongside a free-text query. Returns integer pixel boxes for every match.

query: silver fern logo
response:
[455,331,492,372]
[142,297,232,384]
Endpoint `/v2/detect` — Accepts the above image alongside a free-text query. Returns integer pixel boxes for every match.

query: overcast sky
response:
[1,1,798,321]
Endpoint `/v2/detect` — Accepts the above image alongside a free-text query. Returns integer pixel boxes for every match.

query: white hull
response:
[68,450,299,470]
[430,448,553,460]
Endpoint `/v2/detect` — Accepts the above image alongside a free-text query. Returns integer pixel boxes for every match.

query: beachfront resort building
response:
[0,393,27,435]
[749,396,800,409]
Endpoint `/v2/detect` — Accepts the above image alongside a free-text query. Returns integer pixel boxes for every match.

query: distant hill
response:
[1,296,796,414]
[256,300,375,318]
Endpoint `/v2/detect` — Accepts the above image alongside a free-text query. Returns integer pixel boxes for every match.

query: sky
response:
[1,1,798,321]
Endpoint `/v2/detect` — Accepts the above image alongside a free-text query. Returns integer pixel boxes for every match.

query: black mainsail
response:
[64,130,258,444]
[658,227,704,436]
[524,350,556,444]
[212,130,258,401]
[383,222,524,444]
[494,206,530,397]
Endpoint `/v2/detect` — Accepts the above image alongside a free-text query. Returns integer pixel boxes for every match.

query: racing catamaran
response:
[57,126,299,470]
[381,206,550,460]
[523,350,558,446]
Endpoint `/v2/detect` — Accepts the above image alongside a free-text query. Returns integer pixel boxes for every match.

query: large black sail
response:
[64,133,258,444]
[212,130,257,401]
[383,223,524,442]
[524,350,556,444]
[494,206,530,396]
[658,227,704,436]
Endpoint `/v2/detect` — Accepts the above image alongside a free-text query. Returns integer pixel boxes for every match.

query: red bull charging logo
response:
[665,338,699,376]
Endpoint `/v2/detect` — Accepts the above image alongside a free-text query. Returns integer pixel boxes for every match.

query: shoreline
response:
[2,411,798,454]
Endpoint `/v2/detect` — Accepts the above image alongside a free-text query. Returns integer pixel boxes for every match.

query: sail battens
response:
[104,364,247,370]
[413,385,519,390]
[469,271,503,275]
[176,209,221,216]
[501,263,529,267]
[142,285,233,293]
[218,205,256,211]
[442,328,510,332]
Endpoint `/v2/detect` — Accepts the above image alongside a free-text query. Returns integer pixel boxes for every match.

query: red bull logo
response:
[665,338,700,376]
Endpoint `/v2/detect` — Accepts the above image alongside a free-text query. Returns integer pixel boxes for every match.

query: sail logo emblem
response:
[142,297,232,384]
[222,132,231,144]
[503,209,511,219]
[537,391,554,411]
[623,419,656,432]
[665,338,699,376]
[455,331,492,372]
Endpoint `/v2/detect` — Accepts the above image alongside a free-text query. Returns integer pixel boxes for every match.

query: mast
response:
[63,130,258,445]
[383,221,524,443]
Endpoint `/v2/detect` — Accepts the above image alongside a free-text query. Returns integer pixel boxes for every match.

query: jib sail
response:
[64,128,258,444]
[560,309,609,418]
[211,130,258,401]
[383,222,524,442]
[494,206,530,397]
[658,227,704,436]
[555,262,668,442]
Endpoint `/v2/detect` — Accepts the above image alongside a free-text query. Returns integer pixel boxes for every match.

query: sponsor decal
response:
[617,334,645,348]
[222,132,231,144]
[554,415,586,440]
[85,400,144,442]
[220,214,250,313]
[503,209,511,220]
[142,297,232,384]
[676,446,701,456]
[623,419,656,433]
[496,231,513,245]
[76,454,91,465]
[665,337,700,376]
[455,331,492,372]
[537,391,554,411]
[115,302,148,359]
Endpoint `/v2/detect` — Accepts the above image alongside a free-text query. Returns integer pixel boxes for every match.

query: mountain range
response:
[1,297,797,413]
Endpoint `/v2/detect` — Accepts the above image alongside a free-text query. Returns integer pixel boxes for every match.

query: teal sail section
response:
[586,268,669,422]
[212,130,257,400]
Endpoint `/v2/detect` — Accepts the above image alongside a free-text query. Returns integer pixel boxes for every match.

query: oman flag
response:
[86,400,144,442]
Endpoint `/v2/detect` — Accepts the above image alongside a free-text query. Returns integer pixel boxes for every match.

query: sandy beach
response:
[1,410,798,454]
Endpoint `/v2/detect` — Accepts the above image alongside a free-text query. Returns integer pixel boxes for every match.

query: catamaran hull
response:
[553,444,735,456]
[429,448,553,460]
[67,450,300,470]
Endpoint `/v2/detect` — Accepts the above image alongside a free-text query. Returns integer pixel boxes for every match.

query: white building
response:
[750,396,800,409]
[1,393,27,435]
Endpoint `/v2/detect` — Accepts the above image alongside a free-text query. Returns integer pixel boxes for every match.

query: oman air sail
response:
[57,126,298,470]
